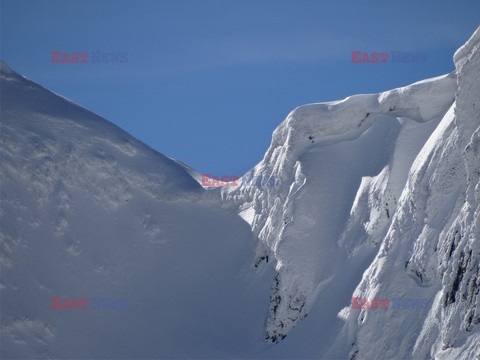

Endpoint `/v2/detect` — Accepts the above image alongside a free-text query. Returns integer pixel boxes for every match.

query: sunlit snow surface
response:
[1,27,479,359]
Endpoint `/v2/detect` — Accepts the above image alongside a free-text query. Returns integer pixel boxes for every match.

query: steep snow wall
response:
[221,29,478,358]
[338,26,480,360]
[0,60,274,359]
[1,26,479,359]
[222,69,457,344]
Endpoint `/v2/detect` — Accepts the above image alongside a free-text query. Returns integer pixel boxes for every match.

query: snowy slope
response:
[1,27,479,359]
[0,60,274,359]
[221,65,457,344]
[337,27,480,360]
[220,28,479,359]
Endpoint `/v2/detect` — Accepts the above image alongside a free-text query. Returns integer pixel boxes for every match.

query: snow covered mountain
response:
[0,60,274,359]
[221,27,479,358]
[1,27,479,359]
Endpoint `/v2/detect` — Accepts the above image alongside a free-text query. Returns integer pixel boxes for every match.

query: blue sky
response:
[1,0,479,177]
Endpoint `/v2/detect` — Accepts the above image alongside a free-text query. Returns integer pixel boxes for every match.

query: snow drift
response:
[0,60,273,359]
[220,27,479,359]
[1,27,479,359]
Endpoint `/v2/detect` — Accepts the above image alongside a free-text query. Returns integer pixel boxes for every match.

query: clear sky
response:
[1,0,479,177]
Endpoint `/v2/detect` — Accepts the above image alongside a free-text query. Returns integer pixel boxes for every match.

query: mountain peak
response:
[1,27,479,360]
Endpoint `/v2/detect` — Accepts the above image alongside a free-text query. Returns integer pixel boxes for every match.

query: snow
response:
[1,26,479,359]
[221,70,457,346]
[0,59,274,359]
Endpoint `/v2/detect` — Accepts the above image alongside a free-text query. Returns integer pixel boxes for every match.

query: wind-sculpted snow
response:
[0,60,274,359]
[219,27,479,357]
[1,27,479,359]
[220,26,478,358]
[221,65,457,343]
[0,60,203,207]
[330,28,480,360]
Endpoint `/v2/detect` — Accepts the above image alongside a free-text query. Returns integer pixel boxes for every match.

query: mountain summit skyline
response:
[1,25,479,360]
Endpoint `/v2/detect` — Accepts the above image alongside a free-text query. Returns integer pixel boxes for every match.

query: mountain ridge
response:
[1,27,479,359]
